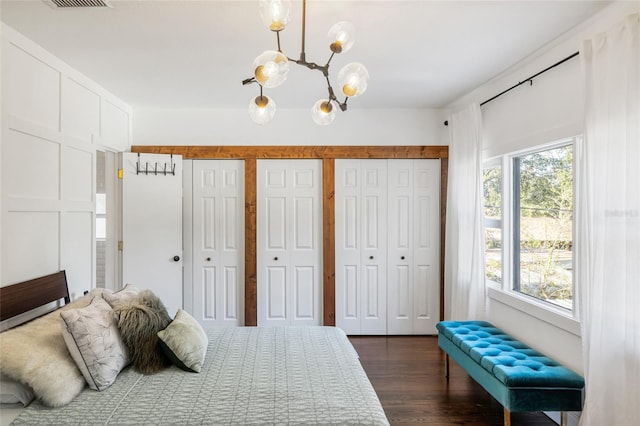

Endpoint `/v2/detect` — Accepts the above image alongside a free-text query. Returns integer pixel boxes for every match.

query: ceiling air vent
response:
[46,0,112,7]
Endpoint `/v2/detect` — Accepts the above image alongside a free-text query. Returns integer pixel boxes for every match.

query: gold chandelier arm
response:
[324,52,336,69]
[301,0,307,59]
[325,75,348,111]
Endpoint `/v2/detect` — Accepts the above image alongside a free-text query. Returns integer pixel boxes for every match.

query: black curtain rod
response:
[443,51,580,126]
[480,51,580,106]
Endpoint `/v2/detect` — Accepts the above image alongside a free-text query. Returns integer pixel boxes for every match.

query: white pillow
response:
[157,309,208,373]
[60,298,129,391]
[101,283,140,308]
[0,375,34,406]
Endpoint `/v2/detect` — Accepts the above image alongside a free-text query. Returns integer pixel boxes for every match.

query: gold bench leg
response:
[503,407,511,426]
[561,412,568,426]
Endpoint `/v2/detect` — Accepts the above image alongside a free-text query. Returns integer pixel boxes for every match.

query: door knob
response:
[206,257,211,261]
[274,257,279,261]
[401,256,405,260]
[173,255,180,262]
[369,256,374,260]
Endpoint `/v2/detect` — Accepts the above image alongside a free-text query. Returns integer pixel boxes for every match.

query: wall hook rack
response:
[136,153,176,176]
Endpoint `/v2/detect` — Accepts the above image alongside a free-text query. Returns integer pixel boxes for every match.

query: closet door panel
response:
[266,197,287,251]
[294,266,316,320]
[223,266,239,320]
[364,160,388,334]
[193,160,244,326]
[258,160,289,326]
[363,265,382,317]
[335,160,362,334]
[343,265,359,318]
[266,266,287,320]
[289,161,322,326]
[361,161,387,334]
[258,160,322,326]
[412,160,440,334]
[202,266,216,319]
[336,160,387,334]
[414,264,432,319]
[387,160,414,334]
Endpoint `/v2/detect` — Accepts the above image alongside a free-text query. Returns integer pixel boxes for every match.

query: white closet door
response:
[257,160,322,326]
[121,152,183,317]
[387,160,414,334]
[360,161,388,334]
[410,160,440,334]
[335,160,361,334]
[192,160,244,326]
[336,159,440,335]
[335,160,387,335]
[387,159,440,334]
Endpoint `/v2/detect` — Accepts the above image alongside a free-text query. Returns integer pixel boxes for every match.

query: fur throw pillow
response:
[114,290,172,375]
[0,296,92,407]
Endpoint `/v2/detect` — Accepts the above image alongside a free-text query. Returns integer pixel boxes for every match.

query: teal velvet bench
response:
[436,321,584,426]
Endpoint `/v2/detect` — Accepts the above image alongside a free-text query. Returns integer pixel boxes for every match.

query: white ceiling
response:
[1,0,613,110]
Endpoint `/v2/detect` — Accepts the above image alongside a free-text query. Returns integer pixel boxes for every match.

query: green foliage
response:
[518,145,573,222]
[483,166,502,218]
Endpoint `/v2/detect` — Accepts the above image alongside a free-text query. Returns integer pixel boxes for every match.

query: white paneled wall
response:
[0,24,131,300]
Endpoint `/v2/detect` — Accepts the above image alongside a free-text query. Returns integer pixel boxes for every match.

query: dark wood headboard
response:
[0,271,70,322]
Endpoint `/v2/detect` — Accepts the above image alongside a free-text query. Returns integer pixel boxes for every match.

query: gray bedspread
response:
[12,327,389,425]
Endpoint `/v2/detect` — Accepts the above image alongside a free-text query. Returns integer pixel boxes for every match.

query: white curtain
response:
[445,103,486,320]
[577,13,640,426]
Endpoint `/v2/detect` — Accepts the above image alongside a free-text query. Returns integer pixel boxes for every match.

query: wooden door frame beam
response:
[132,145,449,327]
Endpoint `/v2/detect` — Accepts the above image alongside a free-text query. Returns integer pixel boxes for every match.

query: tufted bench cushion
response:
[437,320,584,424]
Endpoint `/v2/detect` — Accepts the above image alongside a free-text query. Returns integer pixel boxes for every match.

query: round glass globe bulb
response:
[253,51,289,88]
[337,62,369,98]
[249,95,276,125]
[328,21,356,54]
[311,99,336,125]
[259,0,292,32]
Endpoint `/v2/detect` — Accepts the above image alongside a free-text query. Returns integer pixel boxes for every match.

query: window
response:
[484,139,575,312]
[513,143,573,310]
[96,193,107,240]
[483,163,502,283]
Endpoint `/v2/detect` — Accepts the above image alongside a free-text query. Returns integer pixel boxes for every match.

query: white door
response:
[387,160,413,334]
[408,160,440,334]
[387,159,440,334]
[192,160,244,326]
[335,160,387,334]
[257,160,322,326]
[336,159,440,335]
[121,152,183,317]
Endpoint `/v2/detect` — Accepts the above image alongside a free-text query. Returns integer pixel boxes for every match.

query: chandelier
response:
[242,0,369,125]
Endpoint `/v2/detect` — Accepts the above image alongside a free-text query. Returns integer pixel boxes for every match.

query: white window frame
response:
[484,137,581,336]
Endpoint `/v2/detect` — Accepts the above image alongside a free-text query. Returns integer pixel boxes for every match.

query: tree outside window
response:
[483,165,502,283]
[513,144,573,310]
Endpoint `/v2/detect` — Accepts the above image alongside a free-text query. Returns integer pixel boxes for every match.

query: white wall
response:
[0,24,131,302]
[446,1,639,375]
[133,107,449,147]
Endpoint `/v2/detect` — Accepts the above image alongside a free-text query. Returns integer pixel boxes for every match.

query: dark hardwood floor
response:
[349,336,558,426]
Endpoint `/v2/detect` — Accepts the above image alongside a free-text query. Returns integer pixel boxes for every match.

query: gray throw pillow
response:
[158,309,208,373]
[60,297,129,391]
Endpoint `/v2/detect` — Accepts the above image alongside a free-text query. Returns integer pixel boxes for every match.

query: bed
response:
[0,272,389,425]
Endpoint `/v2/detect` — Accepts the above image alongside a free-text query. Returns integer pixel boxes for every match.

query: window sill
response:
[487,286,581,337]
